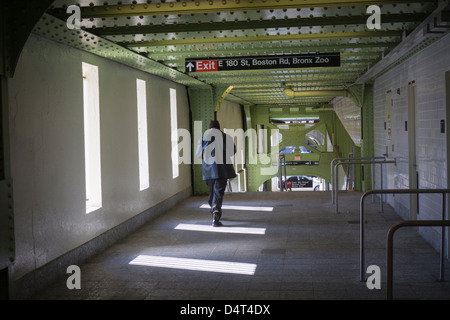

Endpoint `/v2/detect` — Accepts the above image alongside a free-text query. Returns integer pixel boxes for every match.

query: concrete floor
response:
[32,191,450,300]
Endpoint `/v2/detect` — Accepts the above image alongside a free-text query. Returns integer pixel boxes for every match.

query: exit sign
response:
[191,60,218,72]
[185,53,340,72]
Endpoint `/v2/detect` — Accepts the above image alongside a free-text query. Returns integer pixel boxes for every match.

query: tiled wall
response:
[373,33,450,251]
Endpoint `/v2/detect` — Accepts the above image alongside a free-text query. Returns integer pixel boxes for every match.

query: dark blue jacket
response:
[196,129,237,180]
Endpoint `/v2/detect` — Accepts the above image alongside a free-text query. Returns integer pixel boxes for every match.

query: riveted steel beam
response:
[284,88,348,98]
[232,81,348,88]
[192,65,367,77]
[49,0,437,19]
[121,31,402,47]
[209,74,358,84]
[90,13,427,36]
[147,43,395,60]
[33,14,209,89]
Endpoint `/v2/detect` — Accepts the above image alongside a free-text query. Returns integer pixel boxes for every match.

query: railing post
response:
[386,222,397,300]
[360,189,450,298]
[441,192,446,281]
[371,163,375,203]
[360,192,368,282]
[335,159,395,214]
[380,163,383,213]
[331,156,385,204]
[386,220,450,300]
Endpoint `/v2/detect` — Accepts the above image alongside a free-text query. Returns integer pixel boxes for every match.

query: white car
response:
[283,176,321,191]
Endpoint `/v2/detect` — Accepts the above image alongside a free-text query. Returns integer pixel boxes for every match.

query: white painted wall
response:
[373,33,450,250]
[8,34,191,279]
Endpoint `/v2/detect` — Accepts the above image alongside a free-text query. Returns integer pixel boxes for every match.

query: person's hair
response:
[209,120,220,129]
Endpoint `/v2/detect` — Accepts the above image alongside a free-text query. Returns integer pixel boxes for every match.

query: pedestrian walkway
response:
[32,191,450,300]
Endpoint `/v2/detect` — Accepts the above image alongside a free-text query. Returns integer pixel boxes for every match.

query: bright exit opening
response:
[82,62,102,214]
[137,79,149,191]
[170,88,179,179]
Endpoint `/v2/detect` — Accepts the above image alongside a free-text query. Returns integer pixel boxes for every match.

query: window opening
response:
[137,79,149,190]
[82,62,102,213]
[170,88,179,178]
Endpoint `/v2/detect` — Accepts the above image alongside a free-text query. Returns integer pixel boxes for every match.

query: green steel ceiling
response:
[42,0,448,107]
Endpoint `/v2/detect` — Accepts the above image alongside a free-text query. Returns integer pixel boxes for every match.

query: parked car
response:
[281,176,320,191]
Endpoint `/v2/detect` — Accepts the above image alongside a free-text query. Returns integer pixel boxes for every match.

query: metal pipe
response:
[380,163,384,213]
[387,220,450,300]
[360,188,450,283]
[332,157,386,204]
[284,88,348,99]
[330,156,385,204]
[278,154,286,192]
[371,163,375,203]
[335,160,396,214]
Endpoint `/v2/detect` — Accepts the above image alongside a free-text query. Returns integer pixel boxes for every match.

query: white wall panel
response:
[8,34,191,279]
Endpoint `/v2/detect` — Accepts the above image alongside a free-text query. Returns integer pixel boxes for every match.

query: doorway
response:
[385,90,395,205]
[408,81,418,220]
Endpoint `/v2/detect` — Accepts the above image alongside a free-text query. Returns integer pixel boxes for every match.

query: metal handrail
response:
[387,220,450,300]
[360,188,450,282]
[334,159,396,214]
[330,156,385,204]
[278,154,286,192]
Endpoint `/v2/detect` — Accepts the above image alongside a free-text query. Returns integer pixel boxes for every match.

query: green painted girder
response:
[34,13,209,89]
[50,0,437,19]
[88,13,427,36]
[230,81,351,88]
[145,42,397,59]
[193,67,367,79]
[233,85,344,92]
[144,42,398,61]
[198,74,362,82]
[247,98,334,104]
[232,79,352,86]
[236,88,345,95]
[209,78,358,86]
[119,31,402,47]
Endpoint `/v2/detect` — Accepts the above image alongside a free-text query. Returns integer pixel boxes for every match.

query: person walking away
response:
[196,120,236,226]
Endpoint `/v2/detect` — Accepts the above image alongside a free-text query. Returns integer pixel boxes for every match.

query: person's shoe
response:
[212,211,222,227]
[213,220,223,227]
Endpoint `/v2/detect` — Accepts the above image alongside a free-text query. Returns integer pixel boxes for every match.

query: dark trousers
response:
[205,178,228,219]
